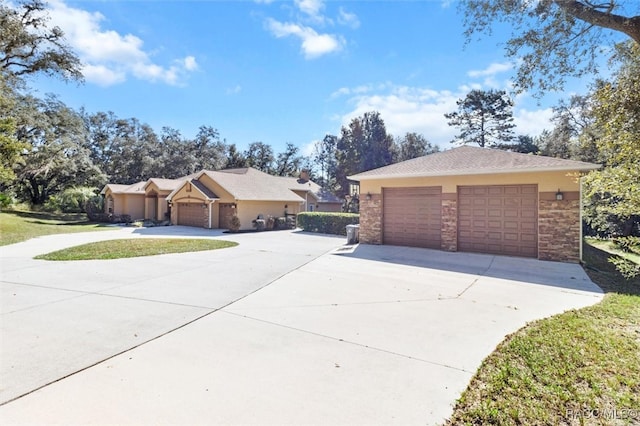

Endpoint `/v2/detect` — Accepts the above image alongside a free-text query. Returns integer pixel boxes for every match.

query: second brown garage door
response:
[177,202,205,227]
[458,185,537,258]
[383,187,442,249]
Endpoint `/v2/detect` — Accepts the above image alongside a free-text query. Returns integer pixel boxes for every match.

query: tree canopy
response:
[459,0,640,93]
[0,0,82,82]
[445,89,516,147]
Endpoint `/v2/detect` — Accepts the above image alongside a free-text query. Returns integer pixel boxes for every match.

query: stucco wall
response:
[122,194,145,220]
[358,171,580,195]
[317,202,342,212]
[235,200,302,231]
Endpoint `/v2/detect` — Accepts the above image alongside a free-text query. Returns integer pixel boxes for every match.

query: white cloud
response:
[266,18,344,59]
[81,64,126,87]
[514,108,554,136]
[335,83,553,148]
[337,7,360,29]
[337,86,460,148]
[226,85,242,95]
[467,62,512,78]
[183,56,199,71]
[47,0,197,87]
[295,0,324,18]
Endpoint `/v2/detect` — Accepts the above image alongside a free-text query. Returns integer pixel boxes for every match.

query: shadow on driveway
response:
[333,243,603,294]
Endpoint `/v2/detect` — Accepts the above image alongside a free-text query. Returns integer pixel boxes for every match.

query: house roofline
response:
[349,164,601,181]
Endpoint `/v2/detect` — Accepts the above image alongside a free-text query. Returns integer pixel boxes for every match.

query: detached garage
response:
[350,146,600,263]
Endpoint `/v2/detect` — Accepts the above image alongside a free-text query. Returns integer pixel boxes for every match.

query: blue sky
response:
[30,0,594,155]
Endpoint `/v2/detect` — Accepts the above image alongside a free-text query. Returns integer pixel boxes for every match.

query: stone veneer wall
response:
[441,198,457,251]
[538,196,581,262]
[359,193,382,244]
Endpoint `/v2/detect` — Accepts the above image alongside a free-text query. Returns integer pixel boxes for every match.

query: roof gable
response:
[198,168,304,202]
[349,146,601,180]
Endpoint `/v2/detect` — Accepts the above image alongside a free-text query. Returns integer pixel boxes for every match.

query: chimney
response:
[299,170,310,182]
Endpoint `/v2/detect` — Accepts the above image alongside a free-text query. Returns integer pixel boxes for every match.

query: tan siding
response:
[236,201,301,231]
[360,171,579,194]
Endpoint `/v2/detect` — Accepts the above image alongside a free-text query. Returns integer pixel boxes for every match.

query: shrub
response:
[297,212,359,235]
[608,257,640,279]
[0,192,13,210]
[229,214,241,232]
[613,236,640,254]
[253,218,266,231]
[45,187,99,213]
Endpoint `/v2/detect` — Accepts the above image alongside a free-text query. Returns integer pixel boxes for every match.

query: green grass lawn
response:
[446,241,640,425]
[36,238,238,260]
[0,210,110,246]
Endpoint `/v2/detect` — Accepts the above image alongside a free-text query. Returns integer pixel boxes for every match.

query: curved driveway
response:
[0,226,603,424]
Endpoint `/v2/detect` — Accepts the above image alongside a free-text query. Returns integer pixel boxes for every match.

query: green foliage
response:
[0,0,83,82]
[44,186,98,213]
[459,0,640,95]
[275,143,302,177]
[244,141,275,174]
[394,132,439,162]
[608,257,640,280]
[582,42,640,241]
[0,192,12,209]
[335,111,394,197]
[445,89,516,147]
[613,237,640,254]
[297,212,359,235]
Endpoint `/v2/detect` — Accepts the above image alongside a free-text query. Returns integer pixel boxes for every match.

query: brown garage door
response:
[458,185,537,257]
[177,202,205,227]
[383,187,442,249]
[219,203,235,229]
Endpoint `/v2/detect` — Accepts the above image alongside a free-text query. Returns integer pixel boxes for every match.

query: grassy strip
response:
[446,241,640,425]
[1,210,109,246]
[586,237,640,265]
[35,238,238,260]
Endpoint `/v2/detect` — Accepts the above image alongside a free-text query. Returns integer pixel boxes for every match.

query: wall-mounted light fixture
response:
[555,189,564,200]
[366,192,372,200]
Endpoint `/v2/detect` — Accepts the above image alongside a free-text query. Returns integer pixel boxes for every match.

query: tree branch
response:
[556,0,640,44]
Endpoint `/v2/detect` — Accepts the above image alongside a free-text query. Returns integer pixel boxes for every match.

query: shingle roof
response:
[190,179,218,199]
[100,182,146,195]
[199,168,305,202]
[349,146,600,180]
[145,178,185,191]
[276,176,342,203]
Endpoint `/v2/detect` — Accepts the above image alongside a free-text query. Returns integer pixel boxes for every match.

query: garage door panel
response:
[458,185,538,258]
[177,203,205,227]
[383,187,442,249]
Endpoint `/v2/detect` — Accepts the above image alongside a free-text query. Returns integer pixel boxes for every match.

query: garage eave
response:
[349,164,602,181]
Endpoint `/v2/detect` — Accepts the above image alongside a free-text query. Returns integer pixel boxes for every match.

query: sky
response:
[28,0,597,156]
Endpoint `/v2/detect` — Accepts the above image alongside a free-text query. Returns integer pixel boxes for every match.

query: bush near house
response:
[297,212,359,235]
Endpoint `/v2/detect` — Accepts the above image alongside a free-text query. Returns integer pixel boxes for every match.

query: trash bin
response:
[346,224,360,244]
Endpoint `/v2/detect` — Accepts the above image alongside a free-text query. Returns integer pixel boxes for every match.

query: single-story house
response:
[101,181,147,219]
[277,170,343,213]
[349,146,600,263]
[101,168,340,230]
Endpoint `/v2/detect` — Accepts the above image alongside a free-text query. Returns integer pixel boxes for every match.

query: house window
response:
[308,204,314,212]
[349,182,360,196]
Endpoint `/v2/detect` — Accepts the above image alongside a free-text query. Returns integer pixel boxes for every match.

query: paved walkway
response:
[0,227,603,424]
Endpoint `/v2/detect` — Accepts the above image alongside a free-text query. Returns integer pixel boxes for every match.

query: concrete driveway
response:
[0,227,603,425]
